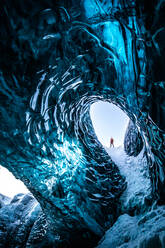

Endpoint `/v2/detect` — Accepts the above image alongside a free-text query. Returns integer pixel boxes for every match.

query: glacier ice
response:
[97,205,165,248]
[106,147,152,214]
[0,0,165,247]
[124,120,143,157]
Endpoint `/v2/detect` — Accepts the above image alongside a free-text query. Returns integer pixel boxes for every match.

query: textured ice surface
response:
[0,193,58,248]
[97,205,165,248]
[0,194,11,208]
[106,147,152,214]
[124,121,143,157]
[0,194,42,248]
[0,0,165,247]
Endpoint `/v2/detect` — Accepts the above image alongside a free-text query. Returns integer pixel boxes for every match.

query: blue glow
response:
[84,0,104,18]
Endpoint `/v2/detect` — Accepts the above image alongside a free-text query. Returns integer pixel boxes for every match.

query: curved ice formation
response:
[0,0,165,247]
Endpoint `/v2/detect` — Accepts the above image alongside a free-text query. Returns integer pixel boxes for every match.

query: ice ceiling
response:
[0,0,165,246]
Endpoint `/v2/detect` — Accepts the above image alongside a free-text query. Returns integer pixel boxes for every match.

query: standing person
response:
[110,137,114,148]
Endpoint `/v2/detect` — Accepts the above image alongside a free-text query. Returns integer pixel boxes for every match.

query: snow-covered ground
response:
[97,204,165,248]
[105,146,152,213]
[96,147,164,248]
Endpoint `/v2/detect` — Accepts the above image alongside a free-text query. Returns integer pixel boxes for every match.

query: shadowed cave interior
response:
[0,0,165,247]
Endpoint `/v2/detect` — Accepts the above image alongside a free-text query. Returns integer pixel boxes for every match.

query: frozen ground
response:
[105,146,152,213]
[97,204,165,248]
[96,147,165,248]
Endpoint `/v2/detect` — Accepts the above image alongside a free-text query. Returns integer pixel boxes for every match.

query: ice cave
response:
[90,101,129,147]
[0,0,165,247]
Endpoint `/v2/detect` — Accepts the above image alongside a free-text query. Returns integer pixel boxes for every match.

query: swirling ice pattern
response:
[0,0,165,245]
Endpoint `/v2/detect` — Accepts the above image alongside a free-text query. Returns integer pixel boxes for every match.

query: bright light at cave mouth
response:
[0,101,129,198]
[90,101,129,148]
[0,166,29,198]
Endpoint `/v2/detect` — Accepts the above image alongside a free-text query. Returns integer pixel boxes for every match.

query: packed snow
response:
[105,146,152,213]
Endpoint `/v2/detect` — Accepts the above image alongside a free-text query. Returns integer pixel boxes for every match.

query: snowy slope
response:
[105,146,152,213]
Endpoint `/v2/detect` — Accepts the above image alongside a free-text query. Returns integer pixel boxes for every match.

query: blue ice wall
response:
[0,0,165,247]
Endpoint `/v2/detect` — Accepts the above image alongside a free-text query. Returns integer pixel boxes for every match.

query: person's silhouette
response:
[110,137,114,148]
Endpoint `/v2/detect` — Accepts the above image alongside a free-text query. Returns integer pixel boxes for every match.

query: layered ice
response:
[0,0,164,247]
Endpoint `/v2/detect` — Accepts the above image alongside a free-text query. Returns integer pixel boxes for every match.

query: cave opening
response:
[0,166,29,198]
[90,101,129,148]
[0,0,164,246]
[89,100,152,217]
